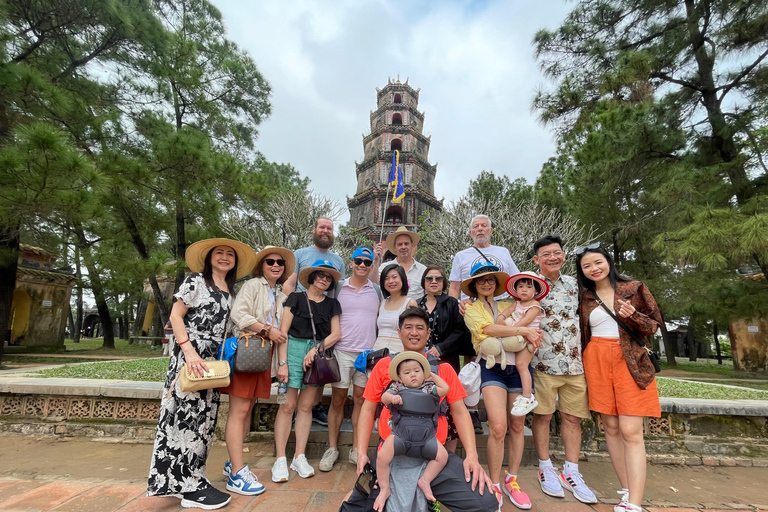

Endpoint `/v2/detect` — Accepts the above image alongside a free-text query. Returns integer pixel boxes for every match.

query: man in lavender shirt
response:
[319,247,382,472]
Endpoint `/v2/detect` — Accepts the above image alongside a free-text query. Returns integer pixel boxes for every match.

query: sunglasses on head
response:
[353,258,373,267]
[573,242,601,256]
[264,258,286,267]
[354,462,377,498]
[425,276,443,282]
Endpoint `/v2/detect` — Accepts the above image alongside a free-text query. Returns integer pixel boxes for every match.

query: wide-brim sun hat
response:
[460,261,509,298]
[253,245,295,278]
[389,351,431,381]
[505,271,550,301]
[298,259,342,289]
[185,238,258,280]
[386,226,420,254]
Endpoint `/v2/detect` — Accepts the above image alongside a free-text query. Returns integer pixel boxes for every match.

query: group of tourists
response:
[146,215,663,512]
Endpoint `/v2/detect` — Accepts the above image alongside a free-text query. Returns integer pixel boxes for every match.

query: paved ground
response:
[0,435,766,512]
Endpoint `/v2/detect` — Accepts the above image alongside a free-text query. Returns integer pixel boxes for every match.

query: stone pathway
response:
[0,436,767,512]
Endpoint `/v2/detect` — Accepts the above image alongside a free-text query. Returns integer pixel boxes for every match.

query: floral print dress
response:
[147,273,231,496]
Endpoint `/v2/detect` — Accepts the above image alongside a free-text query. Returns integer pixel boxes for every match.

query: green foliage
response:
[657,378,768,400]
[33,358,169,381]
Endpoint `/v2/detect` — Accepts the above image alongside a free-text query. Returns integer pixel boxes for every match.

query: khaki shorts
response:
[332,348,368,389]
[533,370,590,418]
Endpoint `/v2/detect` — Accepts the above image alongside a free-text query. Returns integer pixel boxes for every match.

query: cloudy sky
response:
[214,0,572,223]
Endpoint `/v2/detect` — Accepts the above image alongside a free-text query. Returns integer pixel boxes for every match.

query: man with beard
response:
[282,217,346,426]
[283,217,346,295]
[449,215,519,301]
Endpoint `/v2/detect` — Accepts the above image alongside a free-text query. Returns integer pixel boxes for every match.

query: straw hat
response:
[385,226,420,254]
[505,271,550,301]
[460,261,509,298]
[389,351,431,381]
[298,259,343,289]
[253,245,295,278]
[185,238,257,280]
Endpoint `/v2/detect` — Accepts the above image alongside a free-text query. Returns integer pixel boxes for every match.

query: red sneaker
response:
[503,472,532,510]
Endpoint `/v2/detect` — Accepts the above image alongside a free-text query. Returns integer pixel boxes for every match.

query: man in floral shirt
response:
[530,235,597,504]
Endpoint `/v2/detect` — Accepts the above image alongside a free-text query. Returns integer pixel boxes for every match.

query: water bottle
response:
[277,381,288,404]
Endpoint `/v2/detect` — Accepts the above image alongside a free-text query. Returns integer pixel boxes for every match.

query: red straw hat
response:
[505,271,550,301]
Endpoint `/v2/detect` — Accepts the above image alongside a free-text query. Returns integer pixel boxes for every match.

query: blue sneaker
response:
[312,404,328,426]
[226,465,265,496]
[222,460,232,477]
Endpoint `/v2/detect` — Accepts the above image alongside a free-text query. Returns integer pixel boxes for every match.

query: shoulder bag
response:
[592,293,661,373]
[302,292,341,386]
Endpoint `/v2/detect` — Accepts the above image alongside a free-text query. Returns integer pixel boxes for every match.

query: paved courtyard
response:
[0,436,767,512]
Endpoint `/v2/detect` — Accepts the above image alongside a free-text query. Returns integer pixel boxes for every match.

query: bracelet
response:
[178,339,189,347]
[499,313,506,319]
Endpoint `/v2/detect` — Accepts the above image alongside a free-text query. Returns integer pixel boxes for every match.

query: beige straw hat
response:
[185,238,257,280]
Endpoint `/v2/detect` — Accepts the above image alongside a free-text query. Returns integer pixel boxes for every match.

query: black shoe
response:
[470,410,483,434]
[312,404,329,426]
[181,486,231,510]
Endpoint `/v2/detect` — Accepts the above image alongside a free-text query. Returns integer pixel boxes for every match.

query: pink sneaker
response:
[503,471,532,510]
[492,483,503,511]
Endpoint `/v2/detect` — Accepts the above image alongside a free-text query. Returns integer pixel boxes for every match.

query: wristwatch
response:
[259,325,270,337]
[278,360,287,366]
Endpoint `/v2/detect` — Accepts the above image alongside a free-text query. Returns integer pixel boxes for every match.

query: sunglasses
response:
[353,258,373,267]
[425,276,444,282]
[264,258,286,267]
[475,277,497,285]
[354,462,377,498]
[314,272,332,282]
[573,242,601,256]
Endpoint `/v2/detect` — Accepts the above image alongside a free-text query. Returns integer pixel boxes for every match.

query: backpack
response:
[376,353,449,422]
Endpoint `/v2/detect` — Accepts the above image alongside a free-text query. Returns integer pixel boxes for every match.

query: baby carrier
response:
[386,354,448,460]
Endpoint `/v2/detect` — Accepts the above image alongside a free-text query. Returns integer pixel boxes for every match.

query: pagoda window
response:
[394,93,402,103]
[392,113,403,125]
[385,205,404,225]
[390,139,402,151]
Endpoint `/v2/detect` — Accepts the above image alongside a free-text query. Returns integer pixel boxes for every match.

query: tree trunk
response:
[116,205,171,324]
[0,225,20,366]
[73,224,115,349]
[714,322,723,365]
[659,320,677,366]
[73,244,83,343]
[174,198,186,293]
[683,0,750,204]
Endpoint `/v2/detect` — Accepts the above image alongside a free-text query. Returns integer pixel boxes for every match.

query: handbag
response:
[366,347,390,370]
[593,294,661,373]
[233,305,277,373]
[302,292,341,386]
[179,360,231,392]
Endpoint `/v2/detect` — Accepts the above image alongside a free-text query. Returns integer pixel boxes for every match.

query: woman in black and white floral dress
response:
[147,238,256,510]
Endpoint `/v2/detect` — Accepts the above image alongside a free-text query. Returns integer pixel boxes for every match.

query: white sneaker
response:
[290,454,315,478]
[348,447,358,465]
[510,394,539,416]
[318,447,339,472]
[614,489,630,512]
[271,456,289,483]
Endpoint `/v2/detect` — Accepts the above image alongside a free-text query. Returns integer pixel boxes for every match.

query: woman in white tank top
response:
[373,264,417,353]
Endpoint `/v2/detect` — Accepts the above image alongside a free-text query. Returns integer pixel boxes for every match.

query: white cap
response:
[458,361,481,407]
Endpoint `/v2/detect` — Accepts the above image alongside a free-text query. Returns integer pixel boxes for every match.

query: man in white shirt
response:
[371,226,427,300]
[449,215,519,301]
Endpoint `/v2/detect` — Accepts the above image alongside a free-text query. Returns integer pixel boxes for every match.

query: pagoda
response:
[347,77,442,241]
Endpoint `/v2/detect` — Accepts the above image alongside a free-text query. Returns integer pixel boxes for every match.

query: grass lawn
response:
[695,380,768,392]
[657,377,768,400]
[3,355,106,366]
[32,358,169,381]
[62,337,161,357]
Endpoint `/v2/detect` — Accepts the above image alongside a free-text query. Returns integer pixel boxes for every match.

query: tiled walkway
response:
[0,436,766,512]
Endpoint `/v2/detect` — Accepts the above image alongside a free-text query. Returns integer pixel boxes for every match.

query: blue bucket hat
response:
[460,261,509,298]
[298,259,342,289]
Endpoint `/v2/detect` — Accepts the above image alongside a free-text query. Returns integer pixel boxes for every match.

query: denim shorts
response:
[480,358,534,394]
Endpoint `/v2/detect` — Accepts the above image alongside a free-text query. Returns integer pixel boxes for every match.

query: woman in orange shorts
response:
[575,244,663,512]
[220,245,295,495]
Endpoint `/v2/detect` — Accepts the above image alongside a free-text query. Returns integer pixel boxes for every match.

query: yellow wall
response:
[10,289,31,343]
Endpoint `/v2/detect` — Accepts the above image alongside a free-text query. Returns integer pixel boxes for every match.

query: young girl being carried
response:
[496,271,550,417]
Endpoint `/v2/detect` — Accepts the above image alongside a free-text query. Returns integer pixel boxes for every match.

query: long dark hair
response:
[380,264,409,298]
[202,246,238,295]
[575,246,630,296]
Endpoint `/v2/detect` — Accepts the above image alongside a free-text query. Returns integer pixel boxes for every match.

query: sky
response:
[213,0,573,223]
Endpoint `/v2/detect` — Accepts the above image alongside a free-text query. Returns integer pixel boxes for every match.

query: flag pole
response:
[378,182,392,244]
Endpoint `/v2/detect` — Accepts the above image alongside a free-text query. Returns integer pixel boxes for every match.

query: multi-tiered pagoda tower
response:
[347,78,442,241]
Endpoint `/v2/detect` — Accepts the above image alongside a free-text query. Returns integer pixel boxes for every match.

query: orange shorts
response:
[583,336,660,417]
[219,370,271,400]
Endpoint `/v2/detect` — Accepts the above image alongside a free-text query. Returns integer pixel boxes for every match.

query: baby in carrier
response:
[373,351,449,512]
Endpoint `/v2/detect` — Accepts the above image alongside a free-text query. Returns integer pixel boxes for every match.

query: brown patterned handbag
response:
[233,332,273,373]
